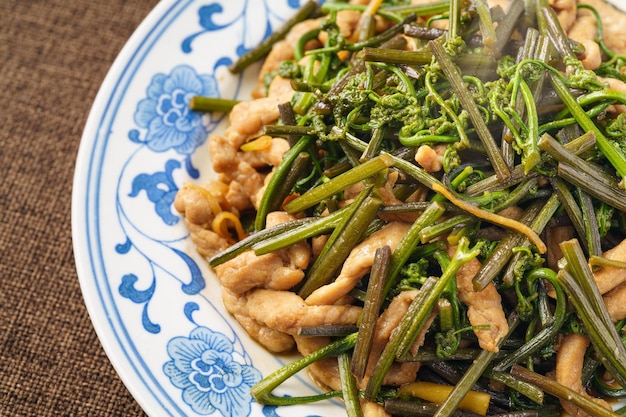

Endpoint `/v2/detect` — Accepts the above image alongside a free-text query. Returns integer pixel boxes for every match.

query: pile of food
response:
[174,0,626,415]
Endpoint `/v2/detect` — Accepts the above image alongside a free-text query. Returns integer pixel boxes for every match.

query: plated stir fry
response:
[175,0,626,416]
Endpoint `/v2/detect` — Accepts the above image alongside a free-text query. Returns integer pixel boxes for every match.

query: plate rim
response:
[71,1,193,415]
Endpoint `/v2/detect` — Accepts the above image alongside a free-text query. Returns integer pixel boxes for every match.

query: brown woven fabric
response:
[0,0,159,415]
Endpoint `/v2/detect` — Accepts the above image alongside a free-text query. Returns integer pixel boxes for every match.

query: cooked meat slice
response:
[361,400,391,417]
[593,238,626,294]
[567,9,602,70]
[555,333,611,416]
[240,137,290,170]
[293,335,343,393]
[448,246,508,352]
[245,289,362,335]
[598,77,626,114]
[221,289,294,353]
[305,222,412,306]
[550,0,577,31]
[184,220,230,259]
[415,144,446,173]
[215,250,306,293]
[579,0,626,54]
[603,283,626,321]
[213,211,310,293]
[362,290,432,388]
[210,95,287,173]
[252,19,323,98]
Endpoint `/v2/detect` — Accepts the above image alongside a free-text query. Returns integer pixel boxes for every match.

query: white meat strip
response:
[294,335,343,394]
[361,290,433,388]
[579,0,626,55]
[415,144,446,173]
[305,222,412,306]
[361,401,391,417]
[185,221,230,259]
[246,289,362,335]
[603,283,626,321]
[222,289,295,353]
[214,212,310,294]
[555,333,611,417]
[212,77,295,209]
[252,19,323,98]
[567,10,602,70]
[210,94,289,174]
[240,137,290,170]
[598,77,626,114]
[448,246,509,352]
[550,0,577,32]
[592,238,626,294]
[377,171,429,223]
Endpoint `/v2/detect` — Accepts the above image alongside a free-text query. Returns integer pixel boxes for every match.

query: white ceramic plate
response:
[72,1,343,416]
[72,1,626,416]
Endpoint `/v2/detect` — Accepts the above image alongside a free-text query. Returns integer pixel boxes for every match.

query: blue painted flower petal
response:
[183,385,216,415]
[197,3,227,31]
[146,73,167,99]
[134,98,158,128]
[145,117,189,151]
[198,74,218,97]
[210,384,253,417]
[167,337,210,372]
[163,361,193,389]
[174,126,206,155]
[241,364,263,386]
[164,65,204,95]
[189,327,233,354]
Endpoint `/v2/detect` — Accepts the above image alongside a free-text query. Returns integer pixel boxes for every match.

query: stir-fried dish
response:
[174,0,626,415]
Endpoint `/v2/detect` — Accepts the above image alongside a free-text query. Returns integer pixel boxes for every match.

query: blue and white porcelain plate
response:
[71,1,626,416]
[71,1,342,416]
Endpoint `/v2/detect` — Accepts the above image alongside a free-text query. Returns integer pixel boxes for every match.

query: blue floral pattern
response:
[164,326,262,416]
[131,65,217,155]
[76,0,344,415]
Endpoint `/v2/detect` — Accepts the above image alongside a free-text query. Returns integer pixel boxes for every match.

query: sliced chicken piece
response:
[448,246,508,352]
[361,290,433,388]
[550,0,577,32]
[593,238,626,294]
[222,289,295,353]
[214,212,310,293]
[305,222,412,306]
[252,18,323,98]
[245,289,362,335]
[415,144,446,173]
[603,283,626,321]
[597,77,626,114]
[555,333,611,416]
[184,220,230,259]
[578,0,626,55]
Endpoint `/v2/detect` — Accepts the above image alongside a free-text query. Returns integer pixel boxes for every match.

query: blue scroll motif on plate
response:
[116,64,220,335]
[112,1,329,415]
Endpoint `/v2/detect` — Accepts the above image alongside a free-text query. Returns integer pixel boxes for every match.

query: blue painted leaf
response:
[119,273,156,303]
[142,303,161,334]
[198,3,228,31]
[115,237,132,254]
[184,302,200,323]
[173,248,206,295]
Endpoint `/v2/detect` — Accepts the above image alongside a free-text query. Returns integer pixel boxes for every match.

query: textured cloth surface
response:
[0,0,159,415]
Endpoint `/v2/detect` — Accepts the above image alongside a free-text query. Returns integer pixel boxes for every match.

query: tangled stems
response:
[251,333,357,405]
[493,268,567,372]
[558,239,626,388]
[366,237,483,401]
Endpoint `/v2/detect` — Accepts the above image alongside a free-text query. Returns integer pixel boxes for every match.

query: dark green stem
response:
[229,0,319,73]
[430,38,510,181]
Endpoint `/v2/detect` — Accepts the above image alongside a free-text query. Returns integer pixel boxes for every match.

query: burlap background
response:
[1,0,160,415]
